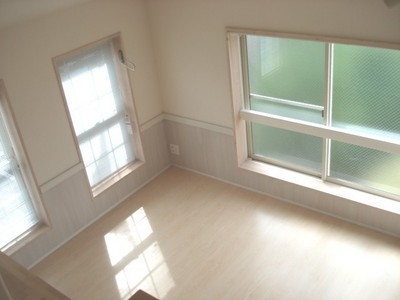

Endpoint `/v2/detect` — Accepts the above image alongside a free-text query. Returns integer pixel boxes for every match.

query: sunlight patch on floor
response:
[104,207,175,299]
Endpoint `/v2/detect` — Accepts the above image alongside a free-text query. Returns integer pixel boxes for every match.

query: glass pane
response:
[91,130,112,161]
[99,93,117,120]
[251,123,322,174]
[62,65,119,136]
[0,162,38,248]
[330,141,400,196]
[247,35,325,123]
[114,145,129,169]
[0,116,38,249]
[332,44,400,139]
[109,123,124,147]
[81,120,134,186]
[80,141,95,166]
[86,151,116,186]
[92,64,113,96]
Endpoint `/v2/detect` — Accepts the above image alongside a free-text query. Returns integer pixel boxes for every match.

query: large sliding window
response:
[228,31,400,200]
[55,35,143,194]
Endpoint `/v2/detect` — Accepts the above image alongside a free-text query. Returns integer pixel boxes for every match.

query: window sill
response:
[240,159,400,216]
[2,222,50,256]
[92,160,145,198]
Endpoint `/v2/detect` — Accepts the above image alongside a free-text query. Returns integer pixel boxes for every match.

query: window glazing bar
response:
[322,43,334,180]
[240,109,400,155]
[240,36,255,157]
[250,93,324,112]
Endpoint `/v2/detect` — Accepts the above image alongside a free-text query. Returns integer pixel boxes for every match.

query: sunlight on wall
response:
[104,207,175,299]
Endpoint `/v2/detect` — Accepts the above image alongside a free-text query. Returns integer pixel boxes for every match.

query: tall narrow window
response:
[55,36,143,192]
[0,81,44,252]
[228,31,400,201]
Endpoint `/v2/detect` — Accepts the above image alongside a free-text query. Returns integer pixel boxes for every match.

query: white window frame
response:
[54,34,145,198]
[0,80,49,254]
[227,28,400,207]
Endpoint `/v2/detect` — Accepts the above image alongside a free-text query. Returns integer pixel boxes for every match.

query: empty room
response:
[1,0,400,299]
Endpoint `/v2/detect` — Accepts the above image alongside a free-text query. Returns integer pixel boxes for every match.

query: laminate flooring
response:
[32,167,400,300]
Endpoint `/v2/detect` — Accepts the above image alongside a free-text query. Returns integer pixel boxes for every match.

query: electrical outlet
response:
[170,144,180,155]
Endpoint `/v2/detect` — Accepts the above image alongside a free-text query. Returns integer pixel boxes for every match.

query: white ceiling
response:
[0,0,398,30]
[0,0,98,30]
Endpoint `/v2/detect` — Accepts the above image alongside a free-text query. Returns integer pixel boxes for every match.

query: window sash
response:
[77,112,135,186]
[241,109,400,155]
[243,36,400,150]
[56,37,138,189]
[0,101,39,250]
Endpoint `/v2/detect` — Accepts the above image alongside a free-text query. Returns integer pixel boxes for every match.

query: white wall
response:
[0,0,162,185]
[146,0,400,128]
[0,0,169,267]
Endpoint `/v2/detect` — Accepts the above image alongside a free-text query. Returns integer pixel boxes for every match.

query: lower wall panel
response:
[11,120,170,268]
[11,117,400,268]
[164,119,400,238]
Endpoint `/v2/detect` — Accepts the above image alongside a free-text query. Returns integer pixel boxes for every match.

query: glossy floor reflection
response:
[105,207,175,299]
[32,167,400,300]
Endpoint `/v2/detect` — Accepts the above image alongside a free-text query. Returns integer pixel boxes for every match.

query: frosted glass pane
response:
[330,141,400,196]
[251,123,322,174]
[332,44,400,138]
[247,35,325,107]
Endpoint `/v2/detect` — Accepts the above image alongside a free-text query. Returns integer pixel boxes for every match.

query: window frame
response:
[0,80,49,254]
[227,28,400,202]
[53,34,145,198]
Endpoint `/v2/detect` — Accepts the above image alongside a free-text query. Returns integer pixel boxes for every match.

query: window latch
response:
[118,50,136,72]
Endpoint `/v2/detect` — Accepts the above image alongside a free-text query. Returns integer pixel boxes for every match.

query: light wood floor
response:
[32,167,400,300]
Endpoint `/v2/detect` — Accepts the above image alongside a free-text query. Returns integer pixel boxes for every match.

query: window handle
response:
[118,50,136,72]
[125,114,134,135]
